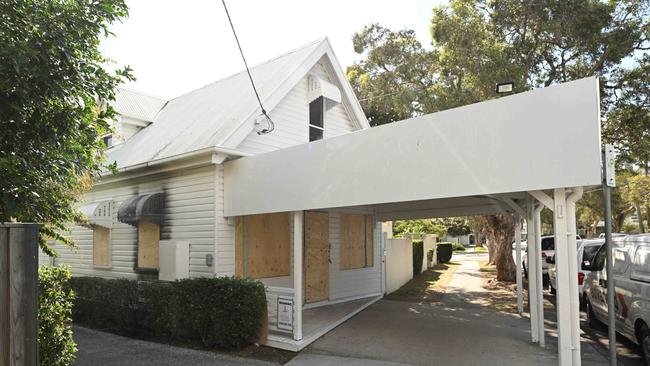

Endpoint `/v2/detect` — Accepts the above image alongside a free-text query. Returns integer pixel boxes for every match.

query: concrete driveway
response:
[288,256,609,366]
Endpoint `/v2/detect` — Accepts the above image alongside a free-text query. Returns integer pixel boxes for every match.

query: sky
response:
[100,0,447,99]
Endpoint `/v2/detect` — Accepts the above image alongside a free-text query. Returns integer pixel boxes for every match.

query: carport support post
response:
[526,200,540,344]
[515,215,523,315]
[533,203,545,347]
[293,211,304,341]
[566,187,583,366]
[553,188,573,366]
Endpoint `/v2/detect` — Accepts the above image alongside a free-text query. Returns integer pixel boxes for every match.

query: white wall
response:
[385,238,413,294]
[236,57,358,155]
[42,165,217,279]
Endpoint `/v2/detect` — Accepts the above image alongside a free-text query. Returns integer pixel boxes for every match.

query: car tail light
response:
[541,252,547,258]
[578,272,585,286]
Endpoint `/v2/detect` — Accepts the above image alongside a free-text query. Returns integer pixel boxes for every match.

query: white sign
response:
[277,297,293,331]
[605,144,616,187]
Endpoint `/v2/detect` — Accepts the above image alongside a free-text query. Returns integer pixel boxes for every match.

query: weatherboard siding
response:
[41,165,217,279]
[236,58,357,155]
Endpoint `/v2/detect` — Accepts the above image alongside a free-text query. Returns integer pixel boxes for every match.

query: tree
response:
[485,214,516,282]
[435,217,471,237]
[393,219,446,238]
[348,0,650,281]
[0,0,132,255]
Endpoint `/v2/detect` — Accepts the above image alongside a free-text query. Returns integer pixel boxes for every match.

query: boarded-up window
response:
[340,214,374,270]
[137,220,160,269]
[93,226,111,267]
[235,213,290,279]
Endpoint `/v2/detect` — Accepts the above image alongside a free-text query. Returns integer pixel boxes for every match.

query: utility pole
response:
[602,145,617,366]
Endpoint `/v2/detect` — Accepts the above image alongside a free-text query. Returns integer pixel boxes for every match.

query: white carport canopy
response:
[224,77,601,216]
[225,77,602,366]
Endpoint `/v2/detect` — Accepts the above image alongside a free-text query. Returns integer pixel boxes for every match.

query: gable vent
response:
[307,75,341,110]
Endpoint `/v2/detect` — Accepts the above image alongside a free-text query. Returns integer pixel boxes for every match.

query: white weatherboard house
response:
[45,39,381,350]
[47,37,605,364]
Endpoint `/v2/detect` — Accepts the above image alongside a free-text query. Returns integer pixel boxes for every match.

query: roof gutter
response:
[103,146,250,175]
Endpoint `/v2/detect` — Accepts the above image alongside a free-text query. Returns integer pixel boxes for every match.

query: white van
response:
[583,234,650,363]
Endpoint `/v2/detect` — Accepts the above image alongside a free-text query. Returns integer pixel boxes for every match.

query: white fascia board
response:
[224,77,601,217]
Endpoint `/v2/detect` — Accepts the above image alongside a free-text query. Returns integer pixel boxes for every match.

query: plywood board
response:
[92,226,111,267]
[305,211,329,303]
[365,215,374,267]
[246,213,290,279]
[235,217,244,277]
[138,220,160,269]
[340,213,366,270]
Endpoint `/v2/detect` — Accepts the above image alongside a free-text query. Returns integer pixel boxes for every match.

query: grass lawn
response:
[385,262,460,303]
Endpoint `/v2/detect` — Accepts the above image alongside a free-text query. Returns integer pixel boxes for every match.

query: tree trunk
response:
[485,214,516,282]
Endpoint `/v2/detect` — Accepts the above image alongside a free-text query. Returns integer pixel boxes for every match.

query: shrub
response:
[71,276,267,350]
[39,265,76,366]
[437,242,453,263]
[413,240,424,276]
[451,242,466,252]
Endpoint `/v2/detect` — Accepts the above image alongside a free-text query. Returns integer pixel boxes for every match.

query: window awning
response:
[79,200,114,228]
[117,193,164,226]
[307,75,341,109]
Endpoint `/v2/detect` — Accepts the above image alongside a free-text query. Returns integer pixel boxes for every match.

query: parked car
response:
[523,235,582,281]
[582,234,650,364]
[598,232,627,239]
[547,239,605,303]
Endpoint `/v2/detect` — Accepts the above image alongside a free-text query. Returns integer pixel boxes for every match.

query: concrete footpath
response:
[287,256,609,366]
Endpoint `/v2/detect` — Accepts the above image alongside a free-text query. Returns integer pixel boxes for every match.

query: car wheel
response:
[586,300,604,330]
[637,323,650,366]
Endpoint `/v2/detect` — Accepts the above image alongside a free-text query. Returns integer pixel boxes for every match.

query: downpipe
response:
[566,187,583,366]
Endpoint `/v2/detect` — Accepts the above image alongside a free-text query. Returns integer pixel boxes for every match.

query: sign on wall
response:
[277,297,294,331]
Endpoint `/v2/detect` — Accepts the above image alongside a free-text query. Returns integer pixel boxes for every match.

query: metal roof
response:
[112,88,167,122]
[106,38,361,170]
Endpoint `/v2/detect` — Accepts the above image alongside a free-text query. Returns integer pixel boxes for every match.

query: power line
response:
[221,0,274,135]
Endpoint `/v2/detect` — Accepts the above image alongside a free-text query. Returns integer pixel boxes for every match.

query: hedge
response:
[71,276,267,350]
[39,265,76,366]
[437,242,453,263]
[451,242,466,252]
[413,240,424,276]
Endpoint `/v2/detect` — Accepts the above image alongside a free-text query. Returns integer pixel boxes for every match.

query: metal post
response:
[554,189,572,366]
[515,215,523,315]
[566,187,583,366]
[527,200,539,344]
[534,204,545,347]
[0,223,40,366]
[293,211,304,341]
[603,148,617,366]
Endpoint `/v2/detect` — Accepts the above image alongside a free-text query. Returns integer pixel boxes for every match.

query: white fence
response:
[385,238,413,294]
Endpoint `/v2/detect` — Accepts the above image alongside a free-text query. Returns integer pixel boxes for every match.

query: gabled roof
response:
[107,38,369,170]
[112,88,167,123]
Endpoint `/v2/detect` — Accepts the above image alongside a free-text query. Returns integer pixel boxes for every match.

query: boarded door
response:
[305,211,329,303]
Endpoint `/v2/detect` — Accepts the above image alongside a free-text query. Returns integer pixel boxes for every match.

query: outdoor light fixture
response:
[496,81,515,94]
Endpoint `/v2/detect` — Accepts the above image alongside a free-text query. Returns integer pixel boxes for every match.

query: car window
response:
[582,244,603,265]
[631,245,650,283]
[592,245,606,271]
[612,248,629,275]
[542,237,554,251]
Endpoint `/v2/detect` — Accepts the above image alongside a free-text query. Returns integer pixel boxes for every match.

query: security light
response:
[496,81,515,94]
